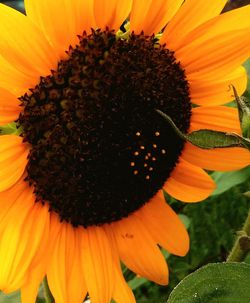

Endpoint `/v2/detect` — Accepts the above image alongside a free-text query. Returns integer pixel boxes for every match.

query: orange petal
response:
[162,0,227,50]
[0,135,29,192]
[21,236,50,303]
[0,57,34,97]
[0,108,20,126]
[0,88,21,125]
[182,142,250,171]
[0,182,50,293]
[0,178,29,233]
[175,6,250,77]
[0,188,18,230]
[79,226,114,303]
[177,5,250,51]
[0,4,57,78]
[189,66,247,106]
[177,29,250,78]
[21,273,44,303]
[94,0,132,31]
[112,265,136,303]
[190,106,241,133]
[47,224,87,303]
[104,225,136,303]
[164,158,216,202]
[136,191,189,256]
[0,87,20,107]
[25,0,97,59]
[21,212,61,303]
[130,0,184,35]
[111,214,168,285]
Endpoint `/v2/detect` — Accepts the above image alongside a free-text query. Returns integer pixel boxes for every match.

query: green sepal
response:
[188,129,249,149]
[156,109,250,150]
[0,122,22,136]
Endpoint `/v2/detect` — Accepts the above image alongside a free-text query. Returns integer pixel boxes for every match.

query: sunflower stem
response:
[42,276,55,303]
[227,211,250,262]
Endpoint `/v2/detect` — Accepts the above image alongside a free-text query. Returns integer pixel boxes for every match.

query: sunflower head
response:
[18,28,192,227]
[0,1,249,303]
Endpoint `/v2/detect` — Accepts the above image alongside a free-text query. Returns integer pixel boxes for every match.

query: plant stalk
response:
[227,211,250,262]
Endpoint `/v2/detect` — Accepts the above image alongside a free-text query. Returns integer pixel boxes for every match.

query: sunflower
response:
[0,0,250,302]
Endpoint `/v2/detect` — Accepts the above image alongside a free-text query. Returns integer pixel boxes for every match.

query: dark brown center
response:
[18,29,191,227]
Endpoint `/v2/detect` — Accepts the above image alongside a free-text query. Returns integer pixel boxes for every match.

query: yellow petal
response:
[94,0,132,31]
[130,0,184,35]
[79,226,114,303]
[0,4,57,78]
[111,214,168,285]
[25,0,97,59]
[182,142,250,171]
[164,158,216,202]
[0,183,49,293]
[189,66,247,106]
[0,135,29,192]
[162,0,227,50]
[47,223,87,303]
[190,106,241,133]
[136,191,189,256]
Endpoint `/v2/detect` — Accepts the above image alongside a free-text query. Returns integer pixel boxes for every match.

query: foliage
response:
[133,178,250,302]
[167,262,250,303]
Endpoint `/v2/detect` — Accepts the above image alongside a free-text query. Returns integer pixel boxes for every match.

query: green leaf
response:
[211,166,250,196]
[0,291,20,303]
[167,262,250,303]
